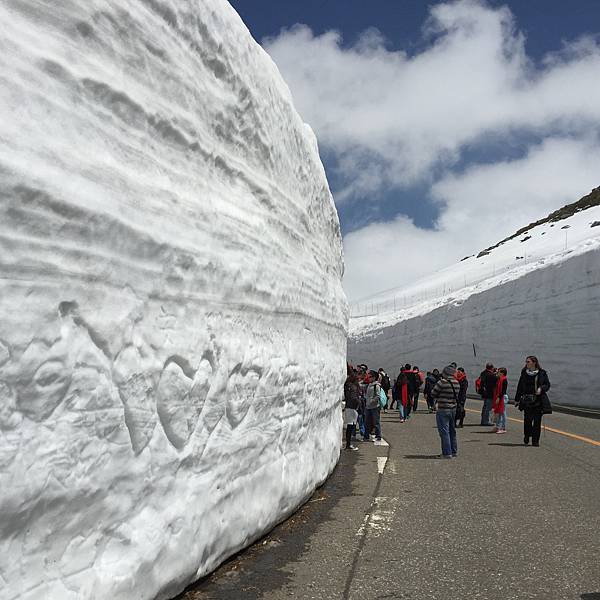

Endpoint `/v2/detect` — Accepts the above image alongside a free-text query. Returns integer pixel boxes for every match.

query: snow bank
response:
[0,2,347,599]
[348,201,600,408]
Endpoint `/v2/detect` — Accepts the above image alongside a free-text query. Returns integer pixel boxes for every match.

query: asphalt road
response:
[175,399,600,600]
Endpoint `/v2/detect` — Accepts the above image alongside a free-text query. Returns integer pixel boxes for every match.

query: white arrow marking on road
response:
[377,456,388,474]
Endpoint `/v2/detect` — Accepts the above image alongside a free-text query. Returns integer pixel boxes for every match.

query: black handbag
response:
[541,395,553,415]
[519,374,540,409]
[520,394,538,408]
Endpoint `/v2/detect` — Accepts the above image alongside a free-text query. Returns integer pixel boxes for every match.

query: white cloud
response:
[262,0,600,300]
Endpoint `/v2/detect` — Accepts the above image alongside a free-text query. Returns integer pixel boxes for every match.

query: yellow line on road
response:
[464,408,600,447]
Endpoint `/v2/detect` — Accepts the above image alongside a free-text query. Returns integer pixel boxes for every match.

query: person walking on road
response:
[343,365,360,450]
[479,363,498,426]
[455,367,468,427]
[411,366,423,412]
[493,367,508,433]
[363,370,382,442]
[404,364,416,418]
[431,364,459,458]
[515,356,551,446]
[395,366,411,422]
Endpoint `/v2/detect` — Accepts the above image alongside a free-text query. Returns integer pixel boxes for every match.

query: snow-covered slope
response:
[0,2,347,599]
[348,189,600,407]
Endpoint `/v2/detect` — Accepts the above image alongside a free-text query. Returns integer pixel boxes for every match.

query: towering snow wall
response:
[348,248,600,408]
[0,2,347,599]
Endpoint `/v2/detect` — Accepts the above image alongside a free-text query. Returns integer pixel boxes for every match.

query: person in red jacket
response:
[394,367,410,422]
[493,368,508,433]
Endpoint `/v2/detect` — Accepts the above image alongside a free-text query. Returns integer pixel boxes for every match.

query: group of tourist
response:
[343,356,552,457]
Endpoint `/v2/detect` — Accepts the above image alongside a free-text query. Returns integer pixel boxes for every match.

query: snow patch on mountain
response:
[350,190,600,338]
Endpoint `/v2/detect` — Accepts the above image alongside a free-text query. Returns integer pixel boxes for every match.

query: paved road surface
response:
[176,399,600,600]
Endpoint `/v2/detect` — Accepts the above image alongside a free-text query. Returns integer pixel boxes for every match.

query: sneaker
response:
[495,429,506,434]
[532,442,539,447]
[452,453,457,458]
[523,438,529,446]
[439,454,453,459]
[346,445,359,451]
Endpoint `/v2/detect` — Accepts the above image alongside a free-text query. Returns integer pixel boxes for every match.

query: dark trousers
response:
[524,407,543,444]
[345,424,355,448]
[412,392,419,412]
[364,407,381,439]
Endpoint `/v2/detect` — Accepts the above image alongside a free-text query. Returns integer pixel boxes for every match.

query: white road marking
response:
[377,456,388,474]
[355,513,370,537]
[373,438,389,447]
[355,496,398,537]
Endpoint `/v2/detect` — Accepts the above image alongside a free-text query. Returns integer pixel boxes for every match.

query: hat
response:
[442,364,456,377]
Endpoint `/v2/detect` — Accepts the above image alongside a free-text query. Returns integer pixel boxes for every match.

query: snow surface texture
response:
[0,2,347,599]
[348,203,600,408]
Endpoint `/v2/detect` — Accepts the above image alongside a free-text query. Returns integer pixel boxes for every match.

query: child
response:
[493,367,508,433]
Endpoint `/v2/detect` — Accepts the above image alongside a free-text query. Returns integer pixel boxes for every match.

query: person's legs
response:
[449,409,458,456]
[532,410,542,445]
[345,424,353,448]
[499,410,506,431]
[480,398,488,425]
[405,400,412,419]
[481,397,493,425]
[413,392,419,412]
[523,408,533,443]
[436,409,452,456]
[364,409,373,440]
[398,403,404,421]
[494,411,501,430]
[374,408,382,440]
[389,390,396,410]
[425,394,432,411]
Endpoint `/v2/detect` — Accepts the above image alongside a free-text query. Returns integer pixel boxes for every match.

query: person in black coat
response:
[344,366,361,450]
[479,363,498,426]
[514,355,551,446]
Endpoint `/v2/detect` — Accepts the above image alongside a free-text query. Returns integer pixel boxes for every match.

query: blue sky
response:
[229,0,600,299]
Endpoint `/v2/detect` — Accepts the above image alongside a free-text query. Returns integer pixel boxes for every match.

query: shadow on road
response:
[403,454,442,460]
[488,442,526,447]
[580,594,600,599]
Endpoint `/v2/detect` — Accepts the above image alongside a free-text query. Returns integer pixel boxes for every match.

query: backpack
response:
[378,387,388,409]
[381,373,391,390]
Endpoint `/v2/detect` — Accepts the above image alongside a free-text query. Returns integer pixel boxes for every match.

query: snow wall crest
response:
[0,1,348,599]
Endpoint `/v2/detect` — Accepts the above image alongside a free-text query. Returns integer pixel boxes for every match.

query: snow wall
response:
[0,2,347,599]
[348,248,600,408]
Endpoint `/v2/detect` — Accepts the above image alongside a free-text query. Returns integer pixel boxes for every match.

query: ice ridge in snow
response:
[0,2,347,599]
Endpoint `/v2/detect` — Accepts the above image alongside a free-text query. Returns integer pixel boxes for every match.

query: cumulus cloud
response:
[263,0,600,300]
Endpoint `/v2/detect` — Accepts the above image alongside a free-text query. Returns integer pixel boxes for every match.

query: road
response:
[176,399,600,600]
